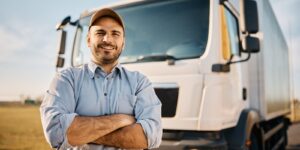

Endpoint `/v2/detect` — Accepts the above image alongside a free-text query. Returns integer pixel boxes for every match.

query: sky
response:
[0,0,299,101]
[0,0,118,100]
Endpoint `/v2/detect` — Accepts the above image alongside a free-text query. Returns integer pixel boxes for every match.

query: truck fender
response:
[224,109,260,150]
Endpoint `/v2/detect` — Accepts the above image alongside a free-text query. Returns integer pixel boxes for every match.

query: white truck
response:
[55,0,292,149]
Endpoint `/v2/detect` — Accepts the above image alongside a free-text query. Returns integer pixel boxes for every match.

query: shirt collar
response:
[88,61,122,79]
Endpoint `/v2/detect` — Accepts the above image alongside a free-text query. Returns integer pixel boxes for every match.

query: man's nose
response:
[103,34,112,42]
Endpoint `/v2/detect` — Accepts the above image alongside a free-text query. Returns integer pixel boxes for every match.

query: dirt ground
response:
[287,122,300,149]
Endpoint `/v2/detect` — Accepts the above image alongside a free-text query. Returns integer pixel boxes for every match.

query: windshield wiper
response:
[137,54,177,62]
[120,54,177,65]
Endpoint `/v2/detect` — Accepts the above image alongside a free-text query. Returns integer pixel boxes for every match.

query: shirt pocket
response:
[116,93,137,115]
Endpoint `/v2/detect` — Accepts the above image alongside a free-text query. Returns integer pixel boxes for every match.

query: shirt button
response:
[104,93,107,96]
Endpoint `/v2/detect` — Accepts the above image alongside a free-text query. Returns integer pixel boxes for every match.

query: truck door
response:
[219,4,246,123]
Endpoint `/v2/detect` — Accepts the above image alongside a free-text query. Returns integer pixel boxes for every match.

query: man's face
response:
[87,17,124,65]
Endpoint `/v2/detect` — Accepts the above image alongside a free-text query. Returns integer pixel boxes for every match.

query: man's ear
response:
[87,32,91,47]
[121,38,125,50]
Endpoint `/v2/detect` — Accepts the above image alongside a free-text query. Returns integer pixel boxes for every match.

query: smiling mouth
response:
[99,44,115,50]
[101,47,114,51]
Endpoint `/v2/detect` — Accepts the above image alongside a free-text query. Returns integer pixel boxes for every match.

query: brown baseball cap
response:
[89,8,124,31]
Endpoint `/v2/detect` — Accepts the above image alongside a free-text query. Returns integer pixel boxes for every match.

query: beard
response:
[91,42,122,65]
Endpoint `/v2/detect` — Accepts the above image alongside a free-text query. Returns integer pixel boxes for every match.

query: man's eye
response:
[112,32,120,37]
[96,32,105,35]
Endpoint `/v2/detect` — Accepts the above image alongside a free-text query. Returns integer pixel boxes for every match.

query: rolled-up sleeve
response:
[40,69,77,149]
[134,75,162,149]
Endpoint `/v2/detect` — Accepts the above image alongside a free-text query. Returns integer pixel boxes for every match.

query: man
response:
[40,8,162,150]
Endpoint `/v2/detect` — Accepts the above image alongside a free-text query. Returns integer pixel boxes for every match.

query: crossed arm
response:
[66,114,148,149]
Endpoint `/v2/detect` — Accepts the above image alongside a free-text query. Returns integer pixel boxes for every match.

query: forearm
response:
[67,114,135,146]
[92,123,148,149]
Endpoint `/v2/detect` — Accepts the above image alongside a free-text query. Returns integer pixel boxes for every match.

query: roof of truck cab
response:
[79,0,145,19]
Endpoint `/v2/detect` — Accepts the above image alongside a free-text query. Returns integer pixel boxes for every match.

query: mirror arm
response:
[69,20,79,26]
[222,0,240,17]
[56,17,78,31]
[227,53,251,65]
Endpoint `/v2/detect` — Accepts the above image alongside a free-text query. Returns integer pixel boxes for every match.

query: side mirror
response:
[56,30,66,69]
[240,0,259,33]
[57,30,67,55]
[243,36,260,53]
[56,56,65,68]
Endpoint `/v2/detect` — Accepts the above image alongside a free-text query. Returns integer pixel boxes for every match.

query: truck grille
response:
[154,87,179,117]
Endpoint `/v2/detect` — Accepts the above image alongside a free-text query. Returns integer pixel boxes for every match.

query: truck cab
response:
[55,0,291,149]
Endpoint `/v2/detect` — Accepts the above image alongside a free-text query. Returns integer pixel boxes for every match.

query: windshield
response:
[74,0,209,65]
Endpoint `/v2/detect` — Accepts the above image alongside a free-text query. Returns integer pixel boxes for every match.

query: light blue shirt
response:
[40,62,162,150]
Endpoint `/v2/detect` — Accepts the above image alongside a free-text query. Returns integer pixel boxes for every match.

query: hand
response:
[67,114,136,146]
[91,123,147,149]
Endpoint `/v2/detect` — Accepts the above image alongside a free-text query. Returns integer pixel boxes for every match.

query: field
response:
[0,101,299,150]
[0,103,50,150]
[288,99,300,123]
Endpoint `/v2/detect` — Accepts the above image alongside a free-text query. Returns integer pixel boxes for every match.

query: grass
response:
[0,103,50,150]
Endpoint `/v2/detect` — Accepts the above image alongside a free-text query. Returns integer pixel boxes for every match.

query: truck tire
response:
[249,131,259,150]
